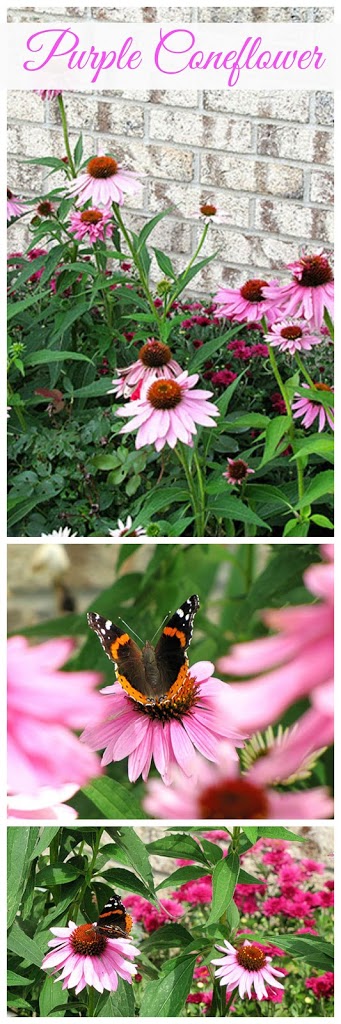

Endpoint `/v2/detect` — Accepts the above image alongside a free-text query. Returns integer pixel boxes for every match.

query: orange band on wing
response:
[117,672,148,704]
[166,661,189,699]
[163,626,186,647]
[110,633,130,660]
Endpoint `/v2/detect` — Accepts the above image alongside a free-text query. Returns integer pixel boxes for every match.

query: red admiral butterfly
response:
[87,595,200,705]
[95,892,132,939]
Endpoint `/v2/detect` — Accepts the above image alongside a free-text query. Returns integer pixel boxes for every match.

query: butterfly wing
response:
[87,612,149,703]
[95,893,128,938]
[154,595,200,692]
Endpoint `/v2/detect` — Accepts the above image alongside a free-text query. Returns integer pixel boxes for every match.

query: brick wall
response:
[7,6,334,293]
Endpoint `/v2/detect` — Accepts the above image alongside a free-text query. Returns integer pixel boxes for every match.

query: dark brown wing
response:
[87,612,149,702]
[154,595,199,692]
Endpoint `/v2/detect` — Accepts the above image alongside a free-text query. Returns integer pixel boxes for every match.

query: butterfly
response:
[87,595,200,705]
[94,892,131,939]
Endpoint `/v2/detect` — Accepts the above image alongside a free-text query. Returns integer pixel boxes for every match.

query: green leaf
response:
[310,514,334,530]
[207,852,240,924]
[146,834,209,864]
[257,826,305,842]
[283,518,310,537]
[135,488,189,522]
[29,828,60,861]
[152,248,176,279]
[291,434,334,461]
[294,470,334,509]
[226,413,269,429]
[99,867,153,900]
[82,777,147,820]
[189,326,244,374]
[259,416,291,467]
[95,981,135,1017]
[7,971,34,986]
[35,864,83,886]
[7,921,46,968]
[25,350,93,367]
[140,954,197,1017]
[238,868,264,886]
[39,977,69,1017]
[8,496,43,529]
[141,924,194,952]
[136,209,172,250]
[112,827,155,894]
[8,289,50,320]
[208,493,269,530]
[156,865,210,891]
[7,827,39,927]
[242,827,258,844]
[71,379,112,398]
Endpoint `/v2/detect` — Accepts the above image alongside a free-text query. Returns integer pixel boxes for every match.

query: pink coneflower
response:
[263,252,334,330]
[216,546,334,734]
[36,200,54,217]
[266,317,322,355]
[68,155,142,208]
[7,636,102,801]
[292,382,334,432]
[7,784,78,821]
[34,90,63,100]
[223,458,254,486]
[214,278,280,324]
[7,188,28,220]
[69,208,113,243]
[108,516,146,537]
[143,755,333,819]
[42,921,140,994]
[191,202,230,224]
[117,371,219,451]
[81,661,245,785]
[109,339,183,399]
[211,939,285,1000]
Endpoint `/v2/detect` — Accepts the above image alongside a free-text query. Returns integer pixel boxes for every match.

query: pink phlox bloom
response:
[265,317,322,354]
[292,382,334,432]
[81,661,245,785]
[42,921,140,994]
[8,636,102,800]
[211,939,285,1000]
[124,894,183,932]
[305,972,334,999]
[117,371,220,451]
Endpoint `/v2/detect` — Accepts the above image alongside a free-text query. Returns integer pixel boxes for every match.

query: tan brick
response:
[124,211,192,254]
[49,95,144,137]
[315,92,334,126]
[7,6,91,19]
[310,171,334,205]
[91,7,193,21]
[203,90,310,122]
[149,107,253,152]
[198,6,311,21]
[7,91,45,123]
[94,137,194,181]
[257,124,333,165]
[201,152,303,198]
[148,180,250,227]
[148,91,198,109]
[255,198,334,243]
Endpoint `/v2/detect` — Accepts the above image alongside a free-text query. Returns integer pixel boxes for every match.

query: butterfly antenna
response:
[118,616,144,644]
[150,611,171,644]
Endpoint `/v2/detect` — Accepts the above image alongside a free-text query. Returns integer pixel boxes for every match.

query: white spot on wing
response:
[105,620,112,629]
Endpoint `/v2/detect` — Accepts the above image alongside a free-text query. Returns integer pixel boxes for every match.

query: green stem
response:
[294,352,315,388]
[94,245,113,333]
[174,445,204,536]
[7,382,26,430]
[58,95,76,177]
[230,826,241,855]
[163,221,209,317]
[69,829,104,922]
[263,322,305,515]
[193,450,206,535]
[323,307,334,342]
[113,204,161,325]
[225,990,236,1015]
[87,986,94,1017]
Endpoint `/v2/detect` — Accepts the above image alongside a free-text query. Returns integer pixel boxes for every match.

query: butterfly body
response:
[87,595,200,705]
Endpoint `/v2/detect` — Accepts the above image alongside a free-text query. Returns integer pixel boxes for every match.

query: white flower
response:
[108,517,146,537]
[40,527,78,539]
